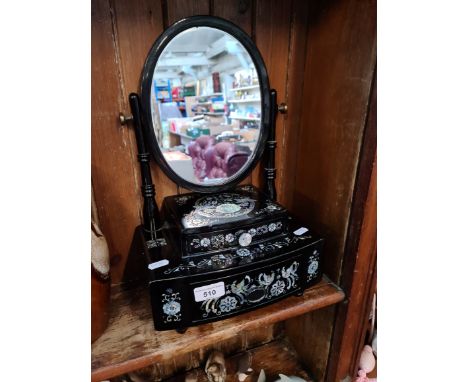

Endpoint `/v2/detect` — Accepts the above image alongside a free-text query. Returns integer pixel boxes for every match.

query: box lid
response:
[162,185,287,235]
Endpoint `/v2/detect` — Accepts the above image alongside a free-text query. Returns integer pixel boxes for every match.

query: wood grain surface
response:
[327,71,377,382]
[283,0,376,380]
[292,0,376,283]
[92,0,142,282]
[91,277,344,381]
[250,0,293,192]
[275,0,310,211]
[166,0,210,24]
[212,0,253,36]
[329,155,377,381]
[212,0,254,187]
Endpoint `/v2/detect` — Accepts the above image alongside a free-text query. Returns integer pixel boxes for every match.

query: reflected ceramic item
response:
[274,375,307,382]
[257,370,266,382]
[236,351,253,382]
[354,345,377,382]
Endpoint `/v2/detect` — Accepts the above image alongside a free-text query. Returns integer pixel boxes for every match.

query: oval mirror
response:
[141,16,271,192]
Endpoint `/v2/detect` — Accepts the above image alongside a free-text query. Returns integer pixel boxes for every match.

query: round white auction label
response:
[238,232,252,247]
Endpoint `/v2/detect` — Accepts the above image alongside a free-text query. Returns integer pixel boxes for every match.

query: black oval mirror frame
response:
[140,16,271,193]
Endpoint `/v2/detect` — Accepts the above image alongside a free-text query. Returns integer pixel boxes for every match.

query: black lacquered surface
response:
[161,185,290,258]
[138,221,323,330]
[163,185,286,230]
[145,224,321,280]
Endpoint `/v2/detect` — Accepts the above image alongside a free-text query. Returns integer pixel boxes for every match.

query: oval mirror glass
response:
[141,18,270,192]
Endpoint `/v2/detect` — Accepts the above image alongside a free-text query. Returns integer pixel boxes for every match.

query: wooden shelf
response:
[163,340,315,382]
[91,276,344,381]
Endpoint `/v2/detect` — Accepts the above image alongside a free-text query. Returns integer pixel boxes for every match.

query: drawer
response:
[149,236,323,330]
[183,217,290,255]
[189,254,303,323]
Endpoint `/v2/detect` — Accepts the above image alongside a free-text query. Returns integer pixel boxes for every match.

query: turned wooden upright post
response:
[264,89,277,201]
[128,93,161,237]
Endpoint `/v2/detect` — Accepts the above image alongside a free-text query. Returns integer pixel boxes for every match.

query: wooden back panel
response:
[285,0,376,380]
[92,0,303,283]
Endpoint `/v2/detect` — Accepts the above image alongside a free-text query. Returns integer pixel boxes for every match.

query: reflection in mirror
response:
[151,27,261,186]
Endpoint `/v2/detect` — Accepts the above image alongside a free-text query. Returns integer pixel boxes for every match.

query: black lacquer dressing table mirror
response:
[122,16,323,332]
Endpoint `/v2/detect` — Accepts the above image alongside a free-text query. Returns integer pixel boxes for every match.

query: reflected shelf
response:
[194,112,225,116]
[195,92,224,98]
[230,116,261,121]
[228,99,261,103]
[229,85,260,91]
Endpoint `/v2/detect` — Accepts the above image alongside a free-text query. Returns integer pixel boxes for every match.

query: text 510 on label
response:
[193,282,226,302]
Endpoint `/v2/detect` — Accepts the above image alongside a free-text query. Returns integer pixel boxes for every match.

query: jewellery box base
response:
[133,221,324,331]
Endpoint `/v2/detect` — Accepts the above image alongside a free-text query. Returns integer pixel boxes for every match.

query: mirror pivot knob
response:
[119,113,133,125]
[278,103,288,114]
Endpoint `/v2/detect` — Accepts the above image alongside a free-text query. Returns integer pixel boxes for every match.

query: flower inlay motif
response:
[163,300,181,316]
[270,280,286,296]
[199,261,300,318]
[219,296,238,313]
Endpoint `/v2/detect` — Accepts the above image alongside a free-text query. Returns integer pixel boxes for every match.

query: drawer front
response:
[189,255,302,323]
[183,217,290,255]
[150,237,323,330]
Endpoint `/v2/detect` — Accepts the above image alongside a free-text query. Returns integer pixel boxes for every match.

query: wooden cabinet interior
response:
[285,1,377,379]
[91,0,376,381]
[92,277,344,381]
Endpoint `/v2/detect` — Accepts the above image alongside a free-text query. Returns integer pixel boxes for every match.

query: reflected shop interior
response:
[150,27,262,185]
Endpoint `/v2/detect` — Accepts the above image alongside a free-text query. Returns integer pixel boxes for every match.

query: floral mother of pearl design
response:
[200,261,300,318]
